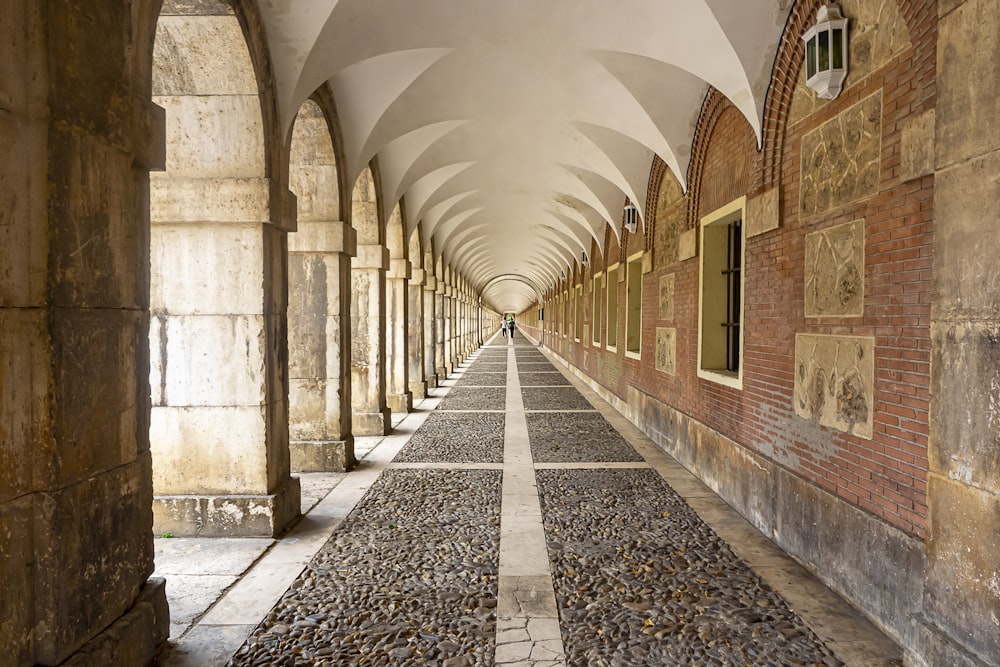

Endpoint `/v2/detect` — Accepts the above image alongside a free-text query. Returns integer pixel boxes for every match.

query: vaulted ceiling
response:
[257,0,792,314]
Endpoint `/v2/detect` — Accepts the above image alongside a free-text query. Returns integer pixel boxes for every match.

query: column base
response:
[387,391,413,413]
[353,407,392,435]
[290,438,356,473]
[436,366,449,380]
[409,380,429,399]
[60,578,169,667]
[152,476,301,537]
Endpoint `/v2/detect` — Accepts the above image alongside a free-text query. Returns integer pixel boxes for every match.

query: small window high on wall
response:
[625,252,643,358]
[606,264,619,350]
[698,197,746,389]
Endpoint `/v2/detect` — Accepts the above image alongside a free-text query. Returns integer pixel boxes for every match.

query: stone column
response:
[288,220,356,472]
[0,4,169,664]
[408,268,429,399]
[351,244,392,435]
[423,274,440,387]
[918,2,1000,665]
[386,258,412,413]
[435,277,449,378]
[443,283,456,374]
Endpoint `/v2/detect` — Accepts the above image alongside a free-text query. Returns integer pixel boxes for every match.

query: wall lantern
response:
[802,3,848,99]
[623,202,638,233]
[581,251,590,267]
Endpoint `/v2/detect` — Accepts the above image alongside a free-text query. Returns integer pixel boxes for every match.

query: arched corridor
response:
[3,1,999,666]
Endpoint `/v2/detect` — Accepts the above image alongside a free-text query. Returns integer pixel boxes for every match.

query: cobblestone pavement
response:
[228,340,895,666]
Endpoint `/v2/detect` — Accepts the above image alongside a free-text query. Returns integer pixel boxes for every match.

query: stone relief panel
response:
[653,168,685,266]
[789,0,912,123]
[655,327,676,375]
[804,219,865,317]
[800,92,882,218]
[794,334,874,439]
[659,274,675,321]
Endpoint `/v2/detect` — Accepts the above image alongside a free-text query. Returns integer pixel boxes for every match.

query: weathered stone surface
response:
[901,109,935,183]
[658,273,675,321]
[937,0,1000,168]
[804,219,865,318]
[151,406,267,494]
[290,439,355,473]
[34,459,155,665]
[655,327,676,374]
[153,476,300,538]
[150,177,271,224]
[0,110,45,307]
[794,333,874,439]
[789,0,911,122]
[923,475,1000,662]
[933,150,1000,319]
[800,93,882,218]
[930,322,1000,488]
[153,16,255,97]
[0,311,48,501]
[746,186,780,238]
[155,95,264,177]
[0,493,35,665]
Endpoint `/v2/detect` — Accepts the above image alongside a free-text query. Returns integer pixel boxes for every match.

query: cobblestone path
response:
[229,338,855,666]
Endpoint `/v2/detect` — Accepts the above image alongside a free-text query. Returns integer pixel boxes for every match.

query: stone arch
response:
[148,0,299,537]
[286,96,356,472]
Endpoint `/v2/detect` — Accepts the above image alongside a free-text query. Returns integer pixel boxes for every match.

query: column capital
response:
[411,268,426,286]
[352,244,389,270]
[424,276,437,291]
[288,220,356,255]
[387,259,411,280]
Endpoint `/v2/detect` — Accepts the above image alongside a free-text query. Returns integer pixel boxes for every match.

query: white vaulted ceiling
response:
[257,0,792,313]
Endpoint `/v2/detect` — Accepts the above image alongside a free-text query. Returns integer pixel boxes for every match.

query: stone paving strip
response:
[231,469,502,666]
[521,387,597,411]
[526,412,644,463]
[394,412,506,463]
[496,344,566,667]
[536,468,844,667]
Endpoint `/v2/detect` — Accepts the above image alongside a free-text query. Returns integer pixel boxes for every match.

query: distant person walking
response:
[500,318,507,338]
[507,315,515,339]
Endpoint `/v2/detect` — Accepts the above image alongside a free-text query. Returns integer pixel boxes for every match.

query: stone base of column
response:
[290,438,356,473]
[152,477,301,537]
[387,391,413,413]
[409,380,429,399]
[436,366,449,380]
[59,578,169,667]
[353,407,392,435]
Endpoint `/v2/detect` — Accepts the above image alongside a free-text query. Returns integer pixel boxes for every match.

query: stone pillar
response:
[288,220,356,472]
[443,283,456,374]
[918,2,1000,665]
[424,275,440,387]
[386,258,413,413]
[435,278,449,378]
[408,268,429,398]
[0,3,169,665]
[149,11,299,538]
[351,244,392,435]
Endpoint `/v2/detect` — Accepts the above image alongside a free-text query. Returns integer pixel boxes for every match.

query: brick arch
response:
[684,88,732,229]
[758,0,937,192]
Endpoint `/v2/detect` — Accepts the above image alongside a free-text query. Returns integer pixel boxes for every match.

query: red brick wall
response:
[523,0,938,540]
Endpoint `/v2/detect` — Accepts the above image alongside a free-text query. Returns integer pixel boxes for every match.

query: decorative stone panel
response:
[804,219,865,318]
[655,327,676,375]
[746,187,780,238]
[794,333,874,439]
[799,92,882,218]
[659,274,675,321]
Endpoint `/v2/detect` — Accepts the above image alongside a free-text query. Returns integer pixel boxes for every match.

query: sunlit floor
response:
[154,335,901,667]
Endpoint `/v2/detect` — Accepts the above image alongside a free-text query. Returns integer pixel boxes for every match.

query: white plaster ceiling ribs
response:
[258,0,791,313]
